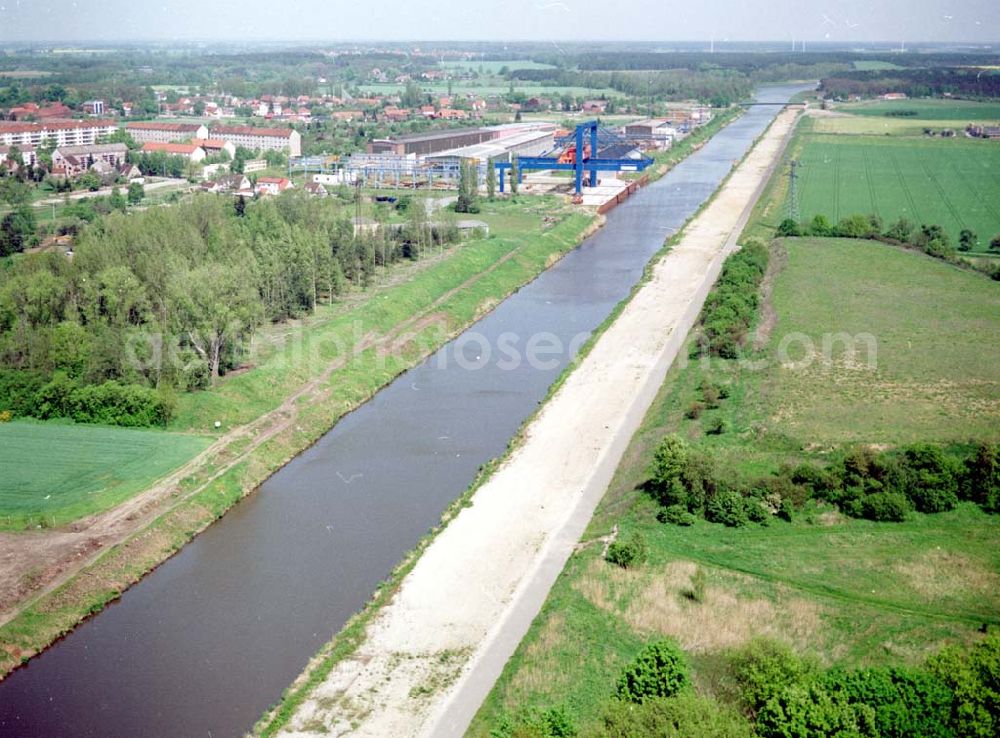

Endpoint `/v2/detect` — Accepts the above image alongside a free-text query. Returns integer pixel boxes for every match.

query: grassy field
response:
[0,197,599,677]
[835,98,1000,120]
[0,422,210,529]
[359,81,618,98]
[808,114,981,136]
[467,236,1000,736]
[0,196,590,532]
[439,60,557,73]
[792,132,1000,250]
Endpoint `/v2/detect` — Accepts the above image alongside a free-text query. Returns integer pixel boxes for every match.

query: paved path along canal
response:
[0,85,805,738]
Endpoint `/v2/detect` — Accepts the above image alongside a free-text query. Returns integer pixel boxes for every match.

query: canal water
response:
[0,85,805,738]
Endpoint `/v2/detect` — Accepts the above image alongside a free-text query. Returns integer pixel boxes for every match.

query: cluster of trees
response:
[455,159,481,213]
[0,369,172,427]
[821,67,1000,101]
[0,192,460,426]
[779,214,1000,280]
[648,434,999,527]
[698,239,769,358]
[492,633,1000,738]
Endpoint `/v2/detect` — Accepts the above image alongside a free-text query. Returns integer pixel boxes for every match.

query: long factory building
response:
[367,122,556,159]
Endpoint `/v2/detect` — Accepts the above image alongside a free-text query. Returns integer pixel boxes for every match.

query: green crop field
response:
[793,135,1000,250]
[836,98,1000,121]
[468,237,1000,737]
[808,114,977,136]
[0,422,210,529]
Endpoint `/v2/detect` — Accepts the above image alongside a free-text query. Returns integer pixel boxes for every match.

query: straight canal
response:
[0,85,806,738]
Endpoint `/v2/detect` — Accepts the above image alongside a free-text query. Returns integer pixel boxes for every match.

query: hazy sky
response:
[0,0,996,44]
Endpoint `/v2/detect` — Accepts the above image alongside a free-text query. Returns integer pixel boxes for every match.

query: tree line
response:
[491,632,1000,738]
[778,214,1000,280]
[0,191,460,426]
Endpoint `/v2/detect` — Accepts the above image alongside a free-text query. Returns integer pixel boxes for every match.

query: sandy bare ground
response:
[271,108,801,738]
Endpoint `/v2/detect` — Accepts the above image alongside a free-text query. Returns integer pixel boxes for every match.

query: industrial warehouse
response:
[295,109,712,206]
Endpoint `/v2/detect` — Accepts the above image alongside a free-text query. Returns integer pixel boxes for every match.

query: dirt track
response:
[0,216,607,657]
[271,108,802,737]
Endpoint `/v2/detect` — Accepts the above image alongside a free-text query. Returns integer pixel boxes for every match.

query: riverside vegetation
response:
[469,138,1000,736]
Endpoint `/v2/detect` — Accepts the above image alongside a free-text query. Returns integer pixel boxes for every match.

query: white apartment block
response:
[126,121,209,144]
[0,119,119,148]
[209,125,301,157]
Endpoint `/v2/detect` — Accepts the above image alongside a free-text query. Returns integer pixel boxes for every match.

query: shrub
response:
[746,498,772,523]
[900,444,959,513]
[69,381,172,427]
[962,443,999,513]
[730,638,818,716]
[490,706,577,738]
[0,368,48,417]
[834,214,877,239]
[658,504,696,526]
[806,214,833,236]
[823,666,953,738]
[617,639,690,703]
[884,217,915,242]
[601,692,752,738]
[706,489,748,527]
[706,417,728,435]
[649,435,690,507]
[685,401,705,419]
[859,492,911,522]
[927,631,1000,738]
[776,218,801,237]
[34,372,78,419]
[680,450,719,513]
[699,240,768,358]
[756,682,869,738]
[605,532,647,569]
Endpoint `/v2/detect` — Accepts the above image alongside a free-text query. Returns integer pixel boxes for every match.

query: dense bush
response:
[605,531,647,569]
[901,444,960,513]
[927,631,1000,738]
[962,443,999,513]
[648,434,690,507]
[616,639,690,704]
[859,492,911,522]
[791,212,995,278]
[657,504,696,526]
[0,368,172,426]
[706,488,748,527]
[756,681,870,738]
[731,639,819,716]
[490,705,577,738]
[645,435,996,525]
[698,239,769,358]
[600,692,752,738]
[823,666,954,738]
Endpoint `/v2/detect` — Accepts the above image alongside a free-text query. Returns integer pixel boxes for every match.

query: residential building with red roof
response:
[126,121,209,143]
[141,141,206,162]
[209,125,301,157]
[0,119,119,148]
[255,176,293,196]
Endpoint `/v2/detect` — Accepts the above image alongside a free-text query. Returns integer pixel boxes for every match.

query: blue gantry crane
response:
[495,120,654,195]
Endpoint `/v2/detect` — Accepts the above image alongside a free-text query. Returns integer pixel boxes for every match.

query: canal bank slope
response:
[270,107,801,738]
